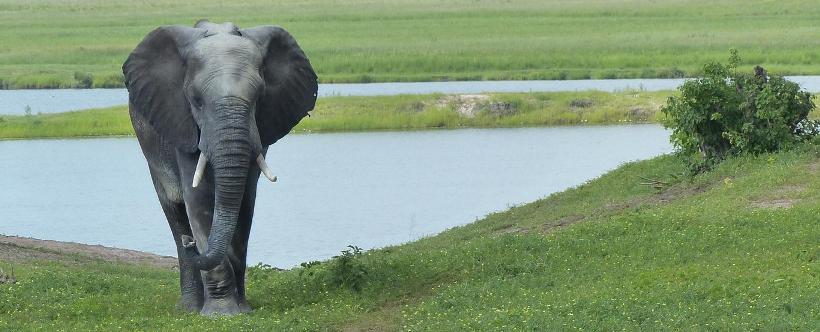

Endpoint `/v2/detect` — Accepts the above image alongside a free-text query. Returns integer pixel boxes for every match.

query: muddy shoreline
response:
[0,235,177,269]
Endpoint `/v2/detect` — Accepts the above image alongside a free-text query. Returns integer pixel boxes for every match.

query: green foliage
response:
[328,245,368,292]
[73,72,94,89]
[662,50,817,172]
[0,106,135,139]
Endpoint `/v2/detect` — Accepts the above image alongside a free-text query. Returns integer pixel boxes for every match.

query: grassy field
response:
[2,141,818,330]
[0,0,819,88]
[0,91,670,139]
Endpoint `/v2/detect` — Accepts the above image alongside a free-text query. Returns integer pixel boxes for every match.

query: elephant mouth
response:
[191,151,277,188]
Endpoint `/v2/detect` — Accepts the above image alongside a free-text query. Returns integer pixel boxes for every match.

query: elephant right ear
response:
[239,26,318,146]
[123,26,205,152]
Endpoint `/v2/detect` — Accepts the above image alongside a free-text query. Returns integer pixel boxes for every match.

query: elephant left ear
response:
[240,26,318,146]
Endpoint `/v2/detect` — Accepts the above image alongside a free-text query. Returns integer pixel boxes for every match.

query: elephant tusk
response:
[192,153,208,188]
[256,154,277,183]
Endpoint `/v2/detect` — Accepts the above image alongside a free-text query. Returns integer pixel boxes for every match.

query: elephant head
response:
[123,21,317,271]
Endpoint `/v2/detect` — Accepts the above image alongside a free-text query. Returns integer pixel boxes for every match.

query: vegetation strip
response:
[1,0,819,88]
[2,143,818,329]
[0,91,670,139]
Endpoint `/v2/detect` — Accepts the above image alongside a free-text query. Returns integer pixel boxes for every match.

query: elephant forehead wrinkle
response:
[199,69,263,99]
[196,36,260,58]
[193,48,262,75]
[214,96,251,108]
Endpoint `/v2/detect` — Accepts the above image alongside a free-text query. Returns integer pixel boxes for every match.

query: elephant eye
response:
[192,96,204,109]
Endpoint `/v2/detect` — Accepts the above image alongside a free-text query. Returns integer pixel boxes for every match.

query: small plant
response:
[0,267,16,284]
[250,262,278,271]
[73,71,94,88]
[661,50,817,173]
[300,261,321,269]
[570,98,594,108]
[298,260,322,277]
[327,245,368,292]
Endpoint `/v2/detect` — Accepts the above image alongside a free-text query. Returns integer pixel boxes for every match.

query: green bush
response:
[661,50,816,172]
[73,71,94,88]
[327,245,368,292]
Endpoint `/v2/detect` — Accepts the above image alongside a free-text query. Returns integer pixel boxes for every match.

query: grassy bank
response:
[0,91,670,139]
[2,141,819,329]
[1,0,819,88]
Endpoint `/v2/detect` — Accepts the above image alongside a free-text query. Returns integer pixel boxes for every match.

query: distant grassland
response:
[0,0,819,88]
[0,91,670,139]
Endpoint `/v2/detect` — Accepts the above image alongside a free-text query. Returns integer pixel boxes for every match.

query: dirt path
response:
[0,235,177,269]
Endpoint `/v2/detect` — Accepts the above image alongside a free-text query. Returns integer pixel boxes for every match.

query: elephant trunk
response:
[187,97,254,271]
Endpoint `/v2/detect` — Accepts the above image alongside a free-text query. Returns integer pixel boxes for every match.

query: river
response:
[0,125,671,267]
[3,76,820,115]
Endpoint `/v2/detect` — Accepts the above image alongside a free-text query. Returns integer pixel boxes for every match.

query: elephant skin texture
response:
[123,20,317,316]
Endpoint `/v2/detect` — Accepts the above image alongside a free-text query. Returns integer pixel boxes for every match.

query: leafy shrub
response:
[96,73,125,88]
[73,71,94,88]
[570,98,594,108]
[327,245,368,292]
[661,50,816,172]
[247,245,368,300]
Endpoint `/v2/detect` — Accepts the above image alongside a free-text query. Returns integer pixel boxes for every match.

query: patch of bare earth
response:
[806,160,820,174]
[436,94,490,118]
[492,180,712,236]
[749,184,805,209]
[0,235,177,269]
[749,199,798,209]
[338,303,401,332]
[338,275,456,331]
[437,94,517,118]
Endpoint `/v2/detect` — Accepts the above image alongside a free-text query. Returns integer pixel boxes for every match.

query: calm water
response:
[4,76,819,115]
[0,126,671,267]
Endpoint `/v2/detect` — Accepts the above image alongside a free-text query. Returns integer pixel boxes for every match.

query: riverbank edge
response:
[0,235,177,269]
[0,90,672,140]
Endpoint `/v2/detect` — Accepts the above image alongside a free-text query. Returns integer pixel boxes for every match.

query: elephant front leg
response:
[181,196,241,315]
[163,207,205,312]
[152,174,204,313]
[201,261,242,316]
[181,152,245,316]
[229,163,263,313]
[181,235,242,316]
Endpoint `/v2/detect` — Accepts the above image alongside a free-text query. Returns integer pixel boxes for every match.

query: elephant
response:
[122,20,317,316]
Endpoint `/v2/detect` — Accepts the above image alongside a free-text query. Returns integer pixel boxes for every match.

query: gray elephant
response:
[123,20,317,316]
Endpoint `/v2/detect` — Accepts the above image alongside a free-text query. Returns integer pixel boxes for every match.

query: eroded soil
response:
[0,235,177,269]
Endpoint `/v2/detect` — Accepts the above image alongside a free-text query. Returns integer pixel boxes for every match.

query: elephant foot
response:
[176,294,204,313]
[201,297,242,316]
[238,300,253,314]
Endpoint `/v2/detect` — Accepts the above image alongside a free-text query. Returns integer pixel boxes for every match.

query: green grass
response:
[0,107,135,139]
[0,91,670,139]
[2,141,819,330]
[0,0,819,88]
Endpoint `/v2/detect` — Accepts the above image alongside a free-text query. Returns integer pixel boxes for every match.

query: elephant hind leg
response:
[156,186,204,312]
